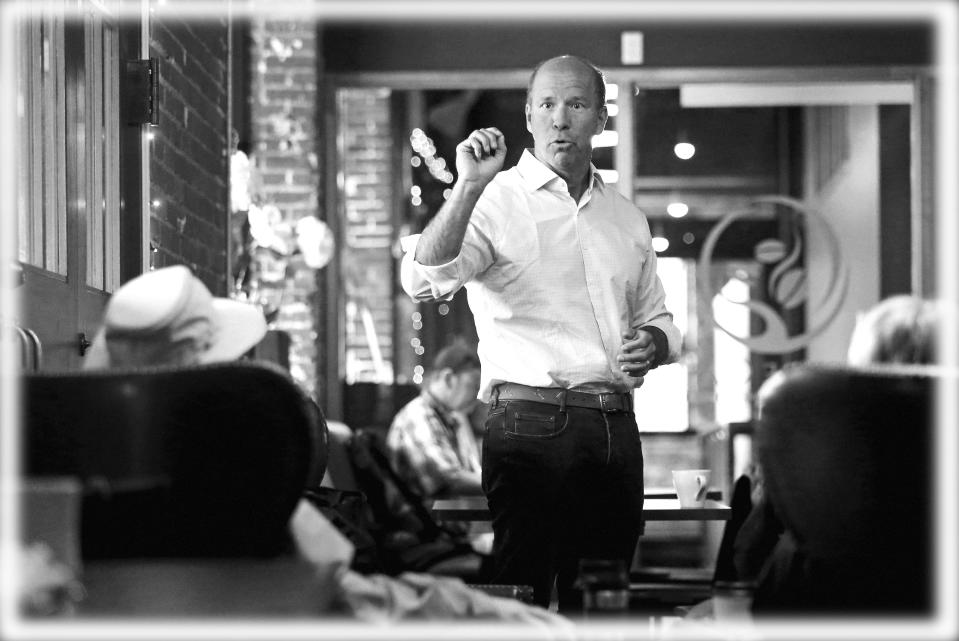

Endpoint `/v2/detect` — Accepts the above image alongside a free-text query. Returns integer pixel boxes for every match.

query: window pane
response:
[713,271,753,425]
[84,9,121,292]
[16,3,67,275]
[634,257,754,432]
[635,257,689,431]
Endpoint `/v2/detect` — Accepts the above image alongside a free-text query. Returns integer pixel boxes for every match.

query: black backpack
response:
[304,428,479,576]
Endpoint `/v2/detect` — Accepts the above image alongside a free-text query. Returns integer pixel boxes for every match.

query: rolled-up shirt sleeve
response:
[399,210,496,303]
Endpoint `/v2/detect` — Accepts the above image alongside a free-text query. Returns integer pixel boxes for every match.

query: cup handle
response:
[695,475,707,501]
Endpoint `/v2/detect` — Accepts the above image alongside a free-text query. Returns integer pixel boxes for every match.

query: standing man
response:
[400,55,681,610]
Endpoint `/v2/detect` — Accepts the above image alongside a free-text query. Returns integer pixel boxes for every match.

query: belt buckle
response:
[599,393,623,414]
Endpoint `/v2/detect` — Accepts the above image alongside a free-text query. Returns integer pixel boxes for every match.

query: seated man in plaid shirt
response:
[387,341,483,502]
[386,342,488,553]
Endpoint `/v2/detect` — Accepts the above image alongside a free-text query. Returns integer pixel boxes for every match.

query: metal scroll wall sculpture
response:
[696,195,848,355]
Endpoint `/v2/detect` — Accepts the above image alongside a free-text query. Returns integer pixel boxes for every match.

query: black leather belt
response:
[492,383,633,413]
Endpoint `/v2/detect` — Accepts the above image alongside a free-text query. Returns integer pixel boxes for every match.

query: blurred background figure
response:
[846,294,945,366]
[385,339,490,558]
[82,264,267,370]
[739,294,949,613]
[386,340,483,500]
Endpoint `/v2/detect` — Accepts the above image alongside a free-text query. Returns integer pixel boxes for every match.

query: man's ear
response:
[525,102,533,134]
[594,105,608,136]
[440,368,456,387]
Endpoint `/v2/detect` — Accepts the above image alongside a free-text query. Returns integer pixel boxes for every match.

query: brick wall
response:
[146,12,328,403]
[246,21,399,407]
[142,12,406,406]
[148,14,230,293]
[248,17,322,398]
[338,89,395,384]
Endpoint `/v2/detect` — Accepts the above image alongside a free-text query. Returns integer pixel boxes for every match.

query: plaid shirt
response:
[386,391,481,499]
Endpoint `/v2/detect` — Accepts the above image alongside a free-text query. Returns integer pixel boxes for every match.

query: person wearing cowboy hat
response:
[82,265,267,370]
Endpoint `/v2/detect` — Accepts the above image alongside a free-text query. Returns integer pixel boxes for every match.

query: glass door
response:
[15,0,131,371]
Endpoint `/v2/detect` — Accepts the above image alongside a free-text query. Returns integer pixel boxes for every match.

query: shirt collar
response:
[517,148,605,194]
[421,388,457,427]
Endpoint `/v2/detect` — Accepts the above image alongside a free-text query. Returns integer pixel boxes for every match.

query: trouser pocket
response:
[503,402,569,440]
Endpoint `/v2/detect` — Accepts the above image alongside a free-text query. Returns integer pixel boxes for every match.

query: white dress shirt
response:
[401,149,681,402]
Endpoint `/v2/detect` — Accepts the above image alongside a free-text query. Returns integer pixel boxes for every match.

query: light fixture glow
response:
[674,142,696,160]
[606,104,619,117]
[652,236,670,253]
[604,83,619,102]
[667,202,689,218]
[597,169,619,184]
[591,130,619,148]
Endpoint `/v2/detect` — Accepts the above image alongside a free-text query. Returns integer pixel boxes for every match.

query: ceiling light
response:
[667,202,689,218]
[674,142,696,160]
[652,236,669,253]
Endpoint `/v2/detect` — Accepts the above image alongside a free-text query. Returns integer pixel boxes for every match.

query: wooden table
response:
[643,487,723,501]
[431,496,731,522]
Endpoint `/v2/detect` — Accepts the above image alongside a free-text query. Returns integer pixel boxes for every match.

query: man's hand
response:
[413,127,506,267]
[455,127,506,187]
[618,328,656,384]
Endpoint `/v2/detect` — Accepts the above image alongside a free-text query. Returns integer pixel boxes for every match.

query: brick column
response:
[148,13,230,290]
[248,16,321,398]
[338,89,395,384]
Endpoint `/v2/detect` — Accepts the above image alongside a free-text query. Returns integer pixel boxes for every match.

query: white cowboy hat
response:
[83,265,267,369]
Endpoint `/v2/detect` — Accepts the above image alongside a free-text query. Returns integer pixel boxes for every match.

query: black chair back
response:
[756,363,944,613]
[23,361,327,558]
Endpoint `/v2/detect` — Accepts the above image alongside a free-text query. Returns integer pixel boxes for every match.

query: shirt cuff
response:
[400,234,464,302]
[640,325,669,368]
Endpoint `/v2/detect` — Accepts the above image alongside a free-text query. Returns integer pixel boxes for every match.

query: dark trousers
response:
[482,398,645,610]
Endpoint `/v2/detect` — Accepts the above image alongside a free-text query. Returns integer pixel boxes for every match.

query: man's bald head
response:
[526,55,606,109]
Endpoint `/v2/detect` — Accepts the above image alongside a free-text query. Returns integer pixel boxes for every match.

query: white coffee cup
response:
[672,469,711,508]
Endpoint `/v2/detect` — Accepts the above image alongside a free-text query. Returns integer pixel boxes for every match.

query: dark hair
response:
[526,55,606,109]
[427,341,480,376]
